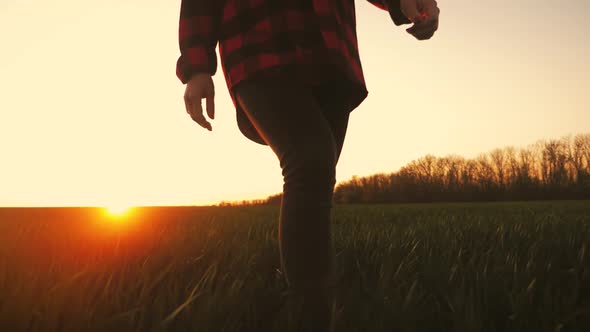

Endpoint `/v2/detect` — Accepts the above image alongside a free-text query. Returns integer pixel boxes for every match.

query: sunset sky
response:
[1,0,588,207]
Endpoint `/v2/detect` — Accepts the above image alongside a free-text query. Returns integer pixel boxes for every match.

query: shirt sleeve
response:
[367,0,412,26]
[176,0,222,84]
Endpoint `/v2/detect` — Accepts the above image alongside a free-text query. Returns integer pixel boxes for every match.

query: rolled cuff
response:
[176,47,217,84]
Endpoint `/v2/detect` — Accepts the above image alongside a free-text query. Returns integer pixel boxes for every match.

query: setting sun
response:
[104,205,133,217]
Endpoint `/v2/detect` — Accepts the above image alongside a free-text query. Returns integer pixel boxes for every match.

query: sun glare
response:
[104,205,132,217]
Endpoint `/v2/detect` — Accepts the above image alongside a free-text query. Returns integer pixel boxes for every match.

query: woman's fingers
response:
[405,0,439,40]
[206,90,215,121]
[423,0,440,19]
[193,103,212,131]
[185,91,212,131]
[184,74,215,131]
[400,0,423,23]
[406,19,438,40]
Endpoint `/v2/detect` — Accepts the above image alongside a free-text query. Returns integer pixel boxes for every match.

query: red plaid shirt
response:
[176,0,410,144]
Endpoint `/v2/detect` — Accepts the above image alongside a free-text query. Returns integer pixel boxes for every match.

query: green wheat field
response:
[1,201,589,332]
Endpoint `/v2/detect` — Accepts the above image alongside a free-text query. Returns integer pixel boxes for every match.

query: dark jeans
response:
[234,72,349,330]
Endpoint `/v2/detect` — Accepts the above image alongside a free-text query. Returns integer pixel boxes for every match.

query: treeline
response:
[334,134,590,204]
[218,133,590,206]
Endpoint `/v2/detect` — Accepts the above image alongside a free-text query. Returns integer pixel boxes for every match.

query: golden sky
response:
[1,0,588,207]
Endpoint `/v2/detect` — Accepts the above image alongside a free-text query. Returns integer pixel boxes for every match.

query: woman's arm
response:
[176,0,223,84]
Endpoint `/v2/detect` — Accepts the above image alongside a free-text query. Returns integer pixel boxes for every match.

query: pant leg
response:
[312,83,350,164]
[234,74,349,331]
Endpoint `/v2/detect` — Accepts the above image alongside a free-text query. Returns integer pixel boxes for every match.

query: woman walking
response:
[177,0,439,330]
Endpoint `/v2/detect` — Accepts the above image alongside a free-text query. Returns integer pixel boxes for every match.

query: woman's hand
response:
[184,73,215,131]
[401,0,440,40]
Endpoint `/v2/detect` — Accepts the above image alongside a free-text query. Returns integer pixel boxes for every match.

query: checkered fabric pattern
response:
[176,0,411,144]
